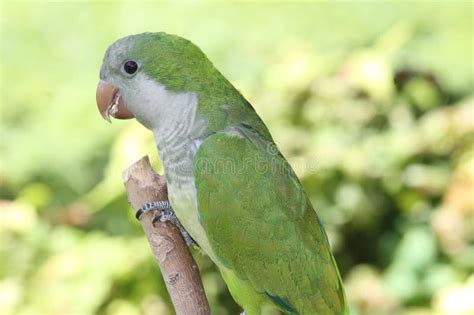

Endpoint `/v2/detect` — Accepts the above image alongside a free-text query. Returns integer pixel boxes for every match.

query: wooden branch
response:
[122,156,210,315]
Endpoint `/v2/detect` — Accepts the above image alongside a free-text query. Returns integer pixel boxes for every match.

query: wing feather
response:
[193,125,345,314]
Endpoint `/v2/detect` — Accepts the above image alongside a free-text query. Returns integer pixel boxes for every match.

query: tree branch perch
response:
[122,156,210,315]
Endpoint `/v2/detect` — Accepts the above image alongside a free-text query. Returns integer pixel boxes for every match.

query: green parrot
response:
[96,32,348,315]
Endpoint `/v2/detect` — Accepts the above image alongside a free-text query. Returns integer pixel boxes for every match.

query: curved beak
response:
[96,80,134,122]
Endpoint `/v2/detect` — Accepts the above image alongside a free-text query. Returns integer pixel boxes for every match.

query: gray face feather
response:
[100,36,208,188]
[99,37,202,132]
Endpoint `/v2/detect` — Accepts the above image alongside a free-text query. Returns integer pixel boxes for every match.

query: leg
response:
[136,201,196,246]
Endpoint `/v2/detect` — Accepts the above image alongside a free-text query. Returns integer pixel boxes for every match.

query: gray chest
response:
[164,155,217,260]
[156,134,217,259]
[159,137,195,188]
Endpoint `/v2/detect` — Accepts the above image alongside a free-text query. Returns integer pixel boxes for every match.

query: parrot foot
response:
[154,208,196,246]
[136,201,196,246]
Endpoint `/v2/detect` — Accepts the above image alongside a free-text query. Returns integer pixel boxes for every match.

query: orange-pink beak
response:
[96,80,134,122]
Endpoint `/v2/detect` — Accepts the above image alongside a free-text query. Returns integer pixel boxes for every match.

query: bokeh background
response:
[1,1,473,314]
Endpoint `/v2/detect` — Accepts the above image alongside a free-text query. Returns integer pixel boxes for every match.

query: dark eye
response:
[122,60,138,75]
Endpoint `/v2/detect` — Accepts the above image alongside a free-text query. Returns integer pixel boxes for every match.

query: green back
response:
[193,125,346,314]
[115,32,272,136]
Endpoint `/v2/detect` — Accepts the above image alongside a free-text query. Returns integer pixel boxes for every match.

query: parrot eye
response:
[122,60,139,75]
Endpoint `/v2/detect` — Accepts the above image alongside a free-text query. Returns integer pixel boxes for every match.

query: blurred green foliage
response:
[1,1,473,314]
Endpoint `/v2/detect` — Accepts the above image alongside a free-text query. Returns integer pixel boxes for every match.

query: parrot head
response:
[96,32,217,129]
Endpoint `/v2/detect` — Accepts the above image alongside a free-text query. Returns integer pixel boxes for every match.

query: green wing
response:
[193,125,346,314]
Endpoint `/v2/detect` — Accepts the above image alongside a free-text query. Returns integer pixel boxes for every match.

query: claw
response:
[137,201,196,246]
[136,201,171,220]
